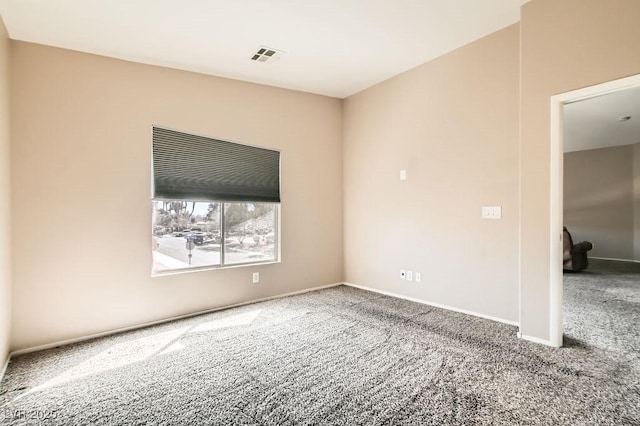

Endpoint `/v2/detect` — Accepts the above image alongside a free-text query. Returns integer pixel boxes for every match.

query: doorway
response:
[549,73,640,347]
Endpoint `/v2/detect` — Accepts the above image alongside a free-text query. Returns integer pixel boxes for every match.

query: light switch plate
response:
[400,170,407,180]
[407,270,413,281]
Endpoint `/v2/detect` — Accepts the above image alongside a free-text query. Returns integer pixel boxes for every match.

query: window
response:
[152,201,278,272]
[151,128,280,274]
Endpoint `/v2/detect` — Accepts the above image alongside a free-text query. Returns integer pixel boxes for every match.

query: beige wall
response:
[0,16,10,368]
[343,25,520,323]
[520,0,640,341]
[635,143,640,260]
[564,144,635,260]
[10,42,343,351]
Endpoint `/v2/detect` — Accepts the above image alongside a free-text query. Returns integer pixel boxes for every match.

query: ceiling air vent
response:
[251,46,285,63]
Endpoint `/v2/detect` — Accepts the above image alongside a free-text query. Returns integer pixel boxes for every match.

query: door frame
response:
[549,73,640,347]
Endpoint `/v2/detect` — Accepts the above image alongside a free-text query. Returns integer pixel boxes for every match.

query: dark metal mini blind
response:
[152,127,280,202]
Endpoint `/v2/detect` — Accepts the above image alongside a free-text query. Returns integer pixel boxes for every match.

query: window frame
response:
[151,199,280,276]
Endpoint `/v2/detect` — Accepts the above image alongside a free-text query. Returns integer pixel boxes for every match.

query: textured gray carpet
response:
[0,272,639,425]
[564,259,640,358]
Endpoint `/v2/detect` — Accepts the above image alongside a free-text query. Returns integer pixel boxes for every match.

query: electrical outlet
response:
[415,272,421,283]
[482,206,502,219]
[407,270,413,281]
[252,272,260,283]
[400,269,406,280]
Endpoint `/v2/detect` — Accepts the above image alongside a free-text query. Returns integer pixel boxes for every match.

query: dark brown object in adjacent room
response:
[563,226,593,271]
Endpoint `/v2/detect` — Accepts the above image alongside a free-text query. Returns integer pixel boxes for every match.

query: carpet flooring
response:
[0,266,639,425]
[563,259,640,358]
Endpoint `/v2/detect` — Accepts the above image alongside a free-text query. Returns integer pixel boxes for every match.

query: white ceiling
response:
[564,86,640,153]
[0,0,527,98]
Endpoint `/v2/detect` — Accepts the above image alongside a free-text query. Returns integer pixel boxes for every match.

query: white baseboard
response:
[590,257,640,264]
[10,282,343,357]
[518,333,555,347]
[343,282,519,327]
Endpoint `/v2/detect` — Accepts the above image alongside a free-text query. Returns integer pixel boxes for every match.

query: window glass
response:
[152,201,277,273]
[223,203,277,265]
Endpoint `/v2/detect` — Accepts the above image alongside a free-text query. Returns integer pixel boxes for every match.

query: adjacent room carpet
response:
[563,259,640,358]
[1,267,638,425]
